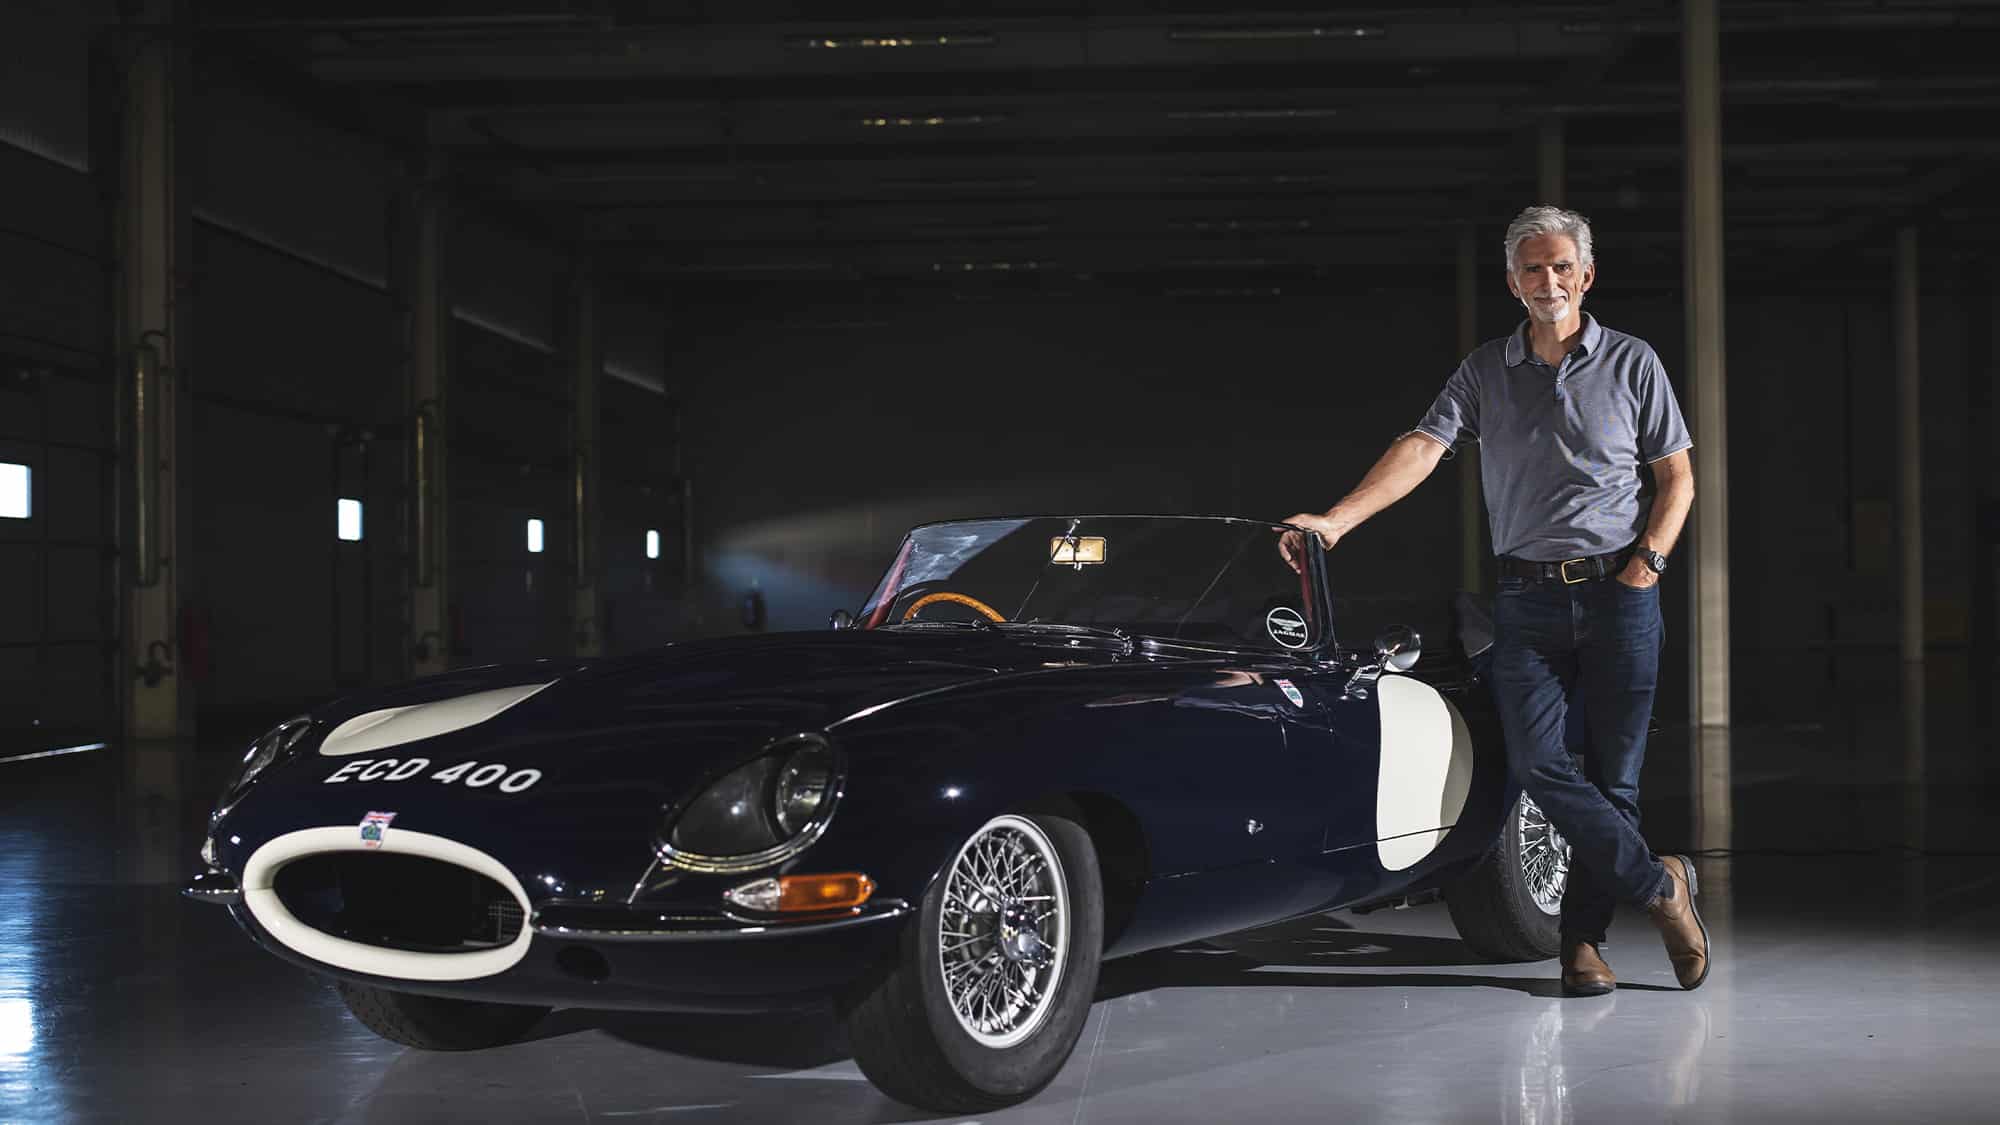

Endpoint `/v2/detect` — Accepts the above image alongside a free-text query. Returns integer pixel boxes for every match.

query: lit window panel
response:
[337,498,363,541]
[0,463,27,520]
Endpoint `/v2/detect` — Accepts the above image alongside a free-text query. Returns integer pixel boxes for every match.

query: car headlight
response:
[773,742,835,834]
[215,717,313,812]
[662,734,842,873]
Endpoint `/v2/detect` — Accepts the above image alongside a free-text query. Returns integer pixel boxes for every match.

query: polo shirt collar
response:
[1506,312,1602,367]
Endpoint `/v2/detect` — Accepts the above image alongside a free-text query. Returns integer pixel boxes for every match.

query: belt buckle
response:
[1559,557,1592,585]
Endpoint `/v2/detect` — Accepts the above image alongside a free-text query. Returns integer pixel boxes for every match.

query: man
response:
[1281,205,1708,996]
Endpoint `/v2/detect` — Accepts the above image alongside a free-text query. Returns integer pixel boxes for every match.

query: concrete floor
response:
[4,655,1996,1123]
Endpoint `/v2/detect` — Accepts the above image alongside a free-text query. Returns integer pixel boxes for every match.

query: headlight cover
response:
[660,734,843,873]
[215,717,313,814]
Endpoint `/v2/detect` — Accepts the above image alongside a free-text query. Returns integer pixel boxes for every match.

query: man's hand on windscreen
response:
[1278,513,1338,575]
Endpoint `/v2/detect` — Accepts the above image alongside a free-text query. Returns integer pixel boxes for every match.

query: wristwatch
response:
[1635,547,1668,575]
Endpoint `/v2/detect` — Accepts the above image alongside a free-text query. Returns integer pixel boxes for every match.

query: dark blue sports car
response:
[187,515,1567,1112]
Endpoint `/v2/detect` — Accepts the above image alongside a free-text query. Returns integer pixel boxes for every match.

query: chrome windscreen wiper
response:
[885,618,995,632]
[996,622,1128,640]
[1131,634,1274,658]
[994,622,1134,654]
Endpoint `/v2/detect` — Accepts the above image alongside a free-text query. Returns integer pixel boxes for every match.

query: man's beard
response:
[1525,294,1571,323]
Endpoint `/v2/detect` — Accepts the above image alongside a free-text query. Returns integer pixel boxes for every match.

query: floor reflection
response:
[0,781,50,1124]
[1902,660,1928,858]
[1689,725,1734,934]
[1500,996,1710,1125]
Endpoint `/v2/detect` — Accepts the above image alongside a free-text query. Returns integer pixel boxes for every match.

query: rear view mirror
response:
[828,609,854,631]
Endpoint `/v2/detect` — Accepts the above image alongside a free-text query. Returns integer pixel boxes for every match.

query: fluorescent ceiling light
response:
[787,32,994,49]
[1170,218,1314,232]
[1169,25,1385,42]
[881,177,1038,191]
[859,113,1005,128]
[1168,107,1342,121]
[647,529,661,559]
[930,260,1046,272]
[527,518,544,554]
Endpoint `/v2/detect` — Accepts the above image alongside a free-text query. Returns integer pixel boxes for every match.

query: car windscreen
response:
[856,517,1320,653]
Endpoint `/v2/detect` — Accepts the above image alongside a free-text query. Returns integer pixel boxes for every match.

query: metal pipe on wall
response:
[412,404,436,588]
[682,475,695,597]
[1895,226,1924,664]
[330,430,341,690]
[404,155,451,677]
[131,341,161,588]
[1684,0,1732,729]
[567,259,602,658]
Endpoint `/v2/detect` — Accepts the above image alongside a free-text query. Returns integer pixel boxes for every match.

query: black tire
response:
[1443,792,1566,962]
[335,980,549,1050]
[842,812,1104,1113]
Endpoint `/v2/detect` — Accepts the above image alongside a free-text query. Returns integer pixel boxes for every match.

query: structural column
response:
[565,259,603,658]
[402,156,451,678]
[112,4,192,740]
[1970,266,1997,688]
[1684,0,1732,728]
[1895,226,1924,664]
[1456,225,1483,592]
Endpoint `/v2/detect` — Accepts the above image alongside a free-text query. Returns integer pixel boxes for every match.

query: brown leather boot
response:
[1560,940,1615,997]
[1647,854,1711,990]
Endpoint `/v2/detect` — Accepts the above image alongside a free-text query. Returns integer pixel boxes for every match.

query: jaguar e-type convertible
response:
[186,515,1568,1113]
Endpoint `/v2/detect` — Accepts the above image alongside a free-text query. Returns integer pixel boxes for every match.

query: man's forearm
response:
[1638,465,1694,559]
[1322,433,1446,538]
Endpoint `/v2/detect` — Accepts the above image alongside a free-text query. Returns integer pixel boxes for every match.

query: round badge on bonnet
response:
[1265,606,1309,649]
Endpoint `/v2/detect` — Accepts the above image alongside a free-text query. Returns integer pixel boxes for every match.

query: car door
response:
[1118,664,1322,874]
[1081,662,1335,947]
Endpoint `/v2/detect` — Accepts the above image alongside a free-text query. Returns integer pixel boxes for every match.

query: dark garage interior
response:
[3,1,1998,1121]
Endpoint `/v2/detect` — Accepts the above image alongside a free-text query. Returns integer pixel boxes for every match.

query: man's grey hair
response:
[1503,205,1594,272]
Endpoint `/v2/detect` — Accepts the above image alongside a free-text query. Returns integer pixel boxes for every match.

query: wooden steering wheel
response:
[901,591,1009,623]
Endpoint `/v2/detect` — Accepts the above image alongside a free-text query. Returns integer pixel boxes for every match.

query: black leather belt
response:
[1497,549,1632,585]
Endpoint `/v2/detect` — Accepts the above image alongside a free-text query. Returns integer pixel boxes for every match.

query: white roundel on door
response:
[1374,675,1475,871]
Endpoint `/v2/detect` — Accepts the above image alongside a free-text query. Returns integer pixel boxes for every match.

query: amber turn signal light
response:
[724,872,875,913]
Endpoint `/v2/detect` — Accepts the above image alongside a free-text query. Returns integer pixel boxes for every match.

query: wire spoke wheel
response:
[937,815,1069,1048]
[1517,795,1570,916]
[843,808,1102,1111]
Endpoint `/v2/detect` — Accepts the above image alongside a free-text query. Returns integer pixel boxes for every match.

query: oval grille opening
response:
[273,853,524,954]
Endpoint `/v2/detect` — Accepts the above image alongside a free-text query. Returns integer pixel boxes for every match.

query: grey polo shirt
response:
[1413,313,1692,562]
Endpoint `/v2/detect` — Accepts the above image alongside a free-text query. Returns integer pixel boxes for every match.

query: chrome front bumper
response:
[530,899,911,942]
[183,869,241,903]
[186,865,910,942]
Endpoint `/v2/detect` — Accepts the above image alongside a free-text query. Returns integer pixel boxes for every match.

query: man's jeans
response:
[1491,573,1668,945]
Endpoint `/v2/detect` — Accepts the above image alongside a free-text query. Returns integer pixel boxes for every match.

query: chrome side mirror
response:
[1374,625,1422,673]
[828,609,854,631]
[1342,625,1423,700]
